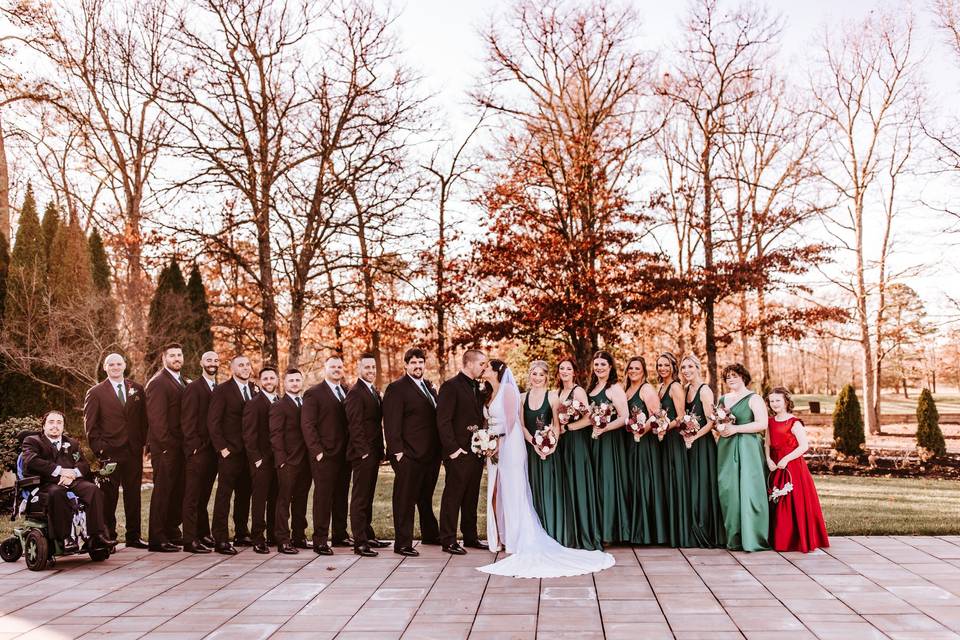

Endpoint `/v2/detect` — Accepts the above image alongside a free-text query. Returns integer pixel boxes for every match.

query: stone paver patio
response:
[3,537,960,639]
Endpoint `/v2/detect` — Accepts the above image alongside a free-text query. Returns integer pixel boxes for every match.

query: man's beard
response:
[204,366,219,376]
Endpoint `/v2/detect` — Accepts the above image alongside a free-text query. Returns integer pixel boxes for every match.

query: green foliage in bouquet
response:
[916,388,946,457]
[833,384,865,456]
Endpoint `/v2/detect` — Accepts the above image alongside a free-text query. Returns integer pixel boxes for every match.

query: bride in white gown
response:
[478,360,615,578]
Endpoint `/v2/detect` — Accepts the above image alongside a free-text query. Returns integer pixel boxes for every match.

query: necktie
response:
[335,386,345,402]
[420,380,435,407]
[295,396,302,408]
[116,383,126,406]
[371,385,381,406]
[242,386,251,401]
[272,395,279,404]
[53,440,61,451]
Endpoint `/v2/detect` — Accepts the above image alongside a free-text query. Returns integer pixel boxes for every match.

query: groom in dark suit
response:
[382,348,442,557]
[436,349,488,555]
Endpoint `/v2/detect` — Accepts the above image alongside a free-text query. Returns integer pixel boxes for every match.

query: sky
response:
[387,0,960,326]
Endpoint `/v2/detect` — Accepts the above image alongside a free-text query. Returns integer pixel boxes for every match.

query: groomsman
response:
[345,353,389,557]
[243,365,280,554]
[301,355,352,555]
[208,354,257,555]
[437,349,488,555]
[180,351,219,553]
[270,368,311,554]
[83,353,148,548]
[145,343,187,552]
[382,347,442,557]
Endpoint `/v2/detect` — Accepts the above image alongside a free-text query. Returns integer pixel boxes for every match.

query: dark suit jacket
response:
[269,394,305,468]
[145,368,186,453]
[83,378,147,459]
[181,377,215,455]
[22,434,92,488]
[345,380,384,462]
[243,391,276,466]
[382,374,439,462]
[436,372,484,457]
[301,381,350,460]
[208,379,257,455]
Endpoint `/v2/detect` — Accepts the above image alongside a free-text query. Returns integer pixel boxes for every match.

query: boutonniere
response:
[62,441,71,451]
[127,387,138,399]
[183,377,192,385]
[72,451,81,462]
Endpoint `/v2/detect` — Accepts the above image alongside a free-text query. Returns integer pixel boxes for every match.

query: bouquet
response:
[679,414,700,449]
[650,409,670,441]
[624,405,648,442]
[768,468,794,503]
[532,417,558,456]
[468,424,499,464]
[589,402,613,439]
[557,398,588,430]
[709,403,736,434]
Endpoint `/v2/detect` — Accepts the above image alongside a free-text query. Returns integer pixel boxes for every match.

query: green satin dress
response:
[558,386,602,550]
[524,391,573,545]
[660,381,694,547]
[589,386,631,544]
[686,384,725,548]
[717,393,771,551]
[626,385,667,545]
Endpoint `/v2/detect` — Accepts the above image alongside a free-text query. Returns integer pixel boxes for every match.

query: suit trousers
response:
[308,453,348,545]
[349,455,380,545]
[439,453,484,546]
[212,451,248,543]
[100,451,143,542]
[182,446,217,544]
[148,447,184,544]
[249,459,278,544]
[418,457,441,541]
[233,461,252,538]
[274,462,310,545]
[46,479,106,540]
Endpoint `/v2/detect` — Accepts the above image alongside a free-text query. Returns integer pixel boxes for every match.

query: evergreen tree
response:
[87,227,119,359]
[146,258,190,368]
[40,201,60,270]
[832,384,866,456]
[48,213,93,306]
[916,388,946,456]
[183,264,214,378]
[0,232,8,324]
[88,228,112,293]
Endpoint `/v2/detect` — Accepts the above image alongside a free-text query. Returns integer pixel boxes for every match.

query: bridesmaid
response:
[522,360,572,545]
[766,387,829,553]
[623,356,667,545]
[556,358,602,550]
[588,351,631,545]
[680,354,725,548]
[656,352,693,548]
[717,363,770,552]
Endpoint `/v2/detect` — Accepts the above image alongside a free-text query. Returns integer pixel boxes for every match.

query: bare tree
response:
[811,9,923,433]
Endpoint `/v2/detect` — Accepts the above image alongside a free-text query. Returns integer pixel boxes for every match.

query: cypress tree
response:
[147,258,189,367]
[832,384,866,456]
[40,201,60,269]
[183,264,214,378]
[0,232,8,324]
[88,228,112,294]
[916,388,946,456]
[87,227,119,356]
[48,213,93,306]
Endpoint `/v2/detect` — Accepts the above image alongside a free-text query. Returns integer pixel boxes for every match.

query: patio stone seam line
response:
[636,545,674,637]
[333,550,411,636]
[396,546,450,638]
[591,570,603,640]
[467,549,494,637]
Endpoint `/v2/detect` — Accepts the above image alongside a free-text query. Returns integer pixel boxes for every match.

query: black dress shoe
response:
[394,547,419,557]
[253,542,270,554]
[93,534,116,548]
[169,538,184,547]
[199,535,216,548]
[420,538,442,546]
[125,538,149,549]
[313,543,333,556]
[278,543,299,554]
[216,542,238,555]
[149,542,180,553]
[442,542,467,555]
[292,538,313,549]
[331,537,354,547]
[464,540,488,550]
[368,539,390,549]
[184,541,212,554]
[354,544,378,557]
[266,537,277,546]
[234,535,253,547]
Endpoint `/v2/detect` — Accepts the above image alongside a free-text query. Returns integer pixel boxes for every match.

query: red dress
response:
[768,416,829,553]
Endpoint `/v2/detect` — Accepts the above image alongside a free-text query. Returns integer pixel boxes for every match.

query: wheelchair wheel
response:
[0,537,22,562]
[24,530,49,571]
[88,546,110,562]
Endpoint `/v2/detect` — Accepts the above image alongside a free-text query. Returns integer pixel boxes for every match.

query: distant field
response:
[794,392,960,415]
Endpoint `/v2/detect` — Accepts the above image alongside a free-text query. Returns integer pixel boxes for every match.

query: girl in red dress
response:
[765,387,829,553]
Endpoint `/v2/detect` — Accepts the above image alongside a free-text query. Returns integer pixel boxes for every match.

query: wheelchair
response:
[0,431,117,571]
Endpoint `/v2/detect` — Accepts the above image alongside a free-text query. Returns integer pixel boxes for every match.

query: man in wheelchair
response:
[21,410,115,551]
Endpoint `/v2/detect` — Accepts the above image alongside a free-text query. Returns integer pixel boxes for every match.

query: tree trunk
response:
[323,254,343,354]
[436,179,448,381]
[738,291,751,371]
[287,285,305,368]
[701,135,718,388]
[0,112,9,242]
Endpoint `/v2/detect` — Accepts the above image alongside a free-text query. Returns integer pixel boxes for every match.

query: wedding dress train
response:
[478,368,615,578]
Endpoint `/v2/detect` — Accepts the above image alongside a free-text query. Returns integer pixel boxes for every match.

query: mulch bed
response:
[808,446,960,480]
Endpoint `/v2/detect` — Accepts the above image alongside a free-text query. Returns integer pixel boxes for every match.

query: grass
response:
[3,470,958,543]
[794,392,960,415]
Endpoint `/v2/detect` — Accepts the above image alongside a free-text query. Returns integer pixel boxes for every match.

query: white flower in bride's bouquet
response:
[485,439,498,451]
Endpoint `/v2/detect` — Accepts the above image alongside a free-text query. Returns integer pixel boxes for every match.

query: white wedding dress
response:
[478,368,615,578]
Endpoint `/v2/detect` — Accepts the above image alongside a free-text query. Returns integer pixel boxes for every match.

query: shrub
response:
[0,415,42,472]
[916,388,946,457]
[833,384,865,456]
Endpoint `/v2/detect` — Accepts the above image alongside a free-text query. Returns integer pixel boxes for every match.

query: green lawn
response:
[3,471,958,543]
[794,393,960,415]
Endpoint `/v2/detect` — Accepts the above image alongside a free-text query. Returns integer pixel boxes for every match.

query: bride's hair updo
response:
[480,358,508,405]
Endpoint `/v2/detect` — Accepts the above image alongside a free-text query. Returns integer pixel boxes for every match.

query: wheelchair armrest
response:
[17,476,40,490]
